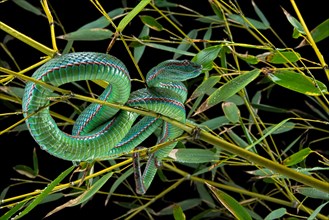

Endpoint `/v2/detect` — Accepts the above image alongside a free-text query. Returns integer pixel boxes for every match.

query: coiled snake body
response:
[22,52,202,192]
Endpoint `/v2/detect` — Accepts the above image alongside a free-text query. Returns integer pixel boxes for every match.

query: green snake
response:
[22,52,202,192]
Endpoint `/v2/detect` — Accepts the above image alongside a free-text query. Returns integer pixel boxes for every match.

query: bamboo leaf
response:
[15,165,75,219]
[105,168,133,205]
[174,29,197,59]
[14,164,37,178]
[192,45,221,70]
[256,51,301,64]
[187,76,221,103]
[263,122,295,135]
[298,18,329,47]
[12,0,43,16]
[307,201,329,220]
[134,25,150,63]
[45,172,113,217]
[227,14,269,30]
[267,70,328,96]
[168,148,218,163]
[207,183,252,220]
[222,102,240,124]
[157,199,202,215]
[117,0,151,32]
[264,208,286,220]
[195,69,261,115]
[138,42,196,56]
[78,8,124,30]
[283,148,313,166]
[57,28,113,41]
[173,204,186,220]
[140,15,163,31]
[252,0,270,28]
[296,187,329,200]
[282,7,305,37]
[0,201,27,220]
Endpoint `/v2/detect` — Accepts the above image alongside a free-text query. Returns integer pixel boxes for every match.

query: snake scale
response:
[22,52,202,192]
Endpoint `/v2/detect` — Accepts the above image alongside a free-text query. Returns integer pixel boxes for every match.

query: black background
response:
[1,0,328,219]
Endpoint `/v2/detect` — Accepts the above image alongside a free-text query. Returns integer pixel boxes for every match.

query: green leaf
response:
[195,69,261,115]
[45,172,113,217]
[192,45,221,70]
[298,18,329,47]
[252,0,270,28]
[207,183,252,220]
[0,200,27,220]
[118,0,151,32]
[307,201,329,220]
[79,8,124,30]
[209,0,223,20]
[138,42,196,56]
[227,14,269,30]
[222,102,240,124]
[168,149,217,163]
[174,29,197,59]
[200,116,230,130]
[173,204,186,220]
[12,0,43,16]
[264,208,286,220]
[105,168,134,205]
[257,51,301,64]
[283,148,313,166]
[263,122,295,135]
[154,0,177,7]
[140,15,163,31]
[236,52,259,64]
[134,25,150,63]
[157,199,202,215]
[268,70,328,96]
[57,28,113,41]
[15,165,75,219]
[14,165,37,178]
[282,8,305,36]
[187,76,221,103]
[296,187,329,200]
[192,45,222,70]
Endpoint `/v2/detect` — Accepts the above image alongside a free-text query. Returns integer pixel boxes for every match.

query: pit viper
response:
[22,52,202,192]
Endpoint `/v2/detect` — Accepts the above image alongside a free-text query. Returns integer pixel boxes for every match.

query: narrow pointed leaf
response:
[139,42,196,56]
[173,204,186,220]
[57,28,113,41]
[236,52,259,64]
[15,165,75,219]
[134,25,150,63]
[200,116,230,130]
[157,199,202,215]
[252,0,270,28]
[140,15,163,31]
[12,0,43,16]
[118,0,151,32]
[222,102,240,124]
[192,45,221,70]
[207,183,252,220]
[268,70,328,96]
[14,165,36,178]
[298,18,329,47]
[187,76,221,103]
[283,147,313,166]
[296,187,329,200]
[79,8,124,30]
[263,122,295,135]
[307,201,329,220]
[264,51,301,64]
[195,69,260,114]
[227,14,268,30]
[174,29,197,59]
[282,8,305,36]
[264,208,286,220]
[0,201,27,220]
[45,172,113,217]
[168,148,217,163]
